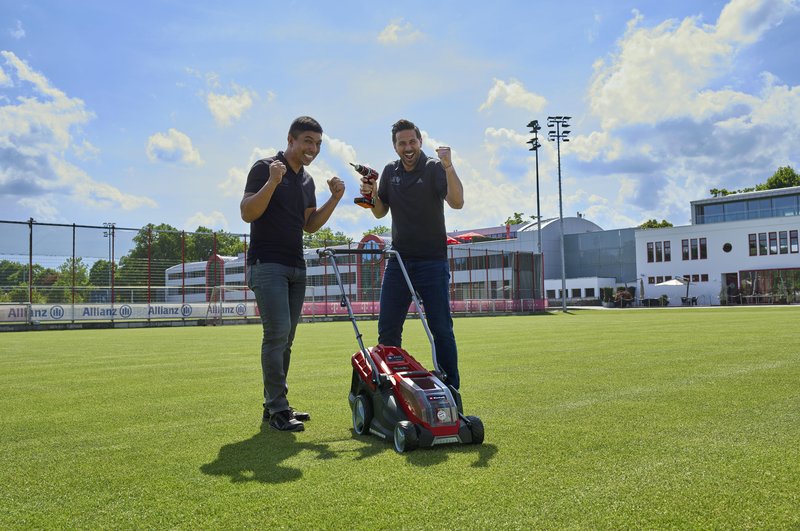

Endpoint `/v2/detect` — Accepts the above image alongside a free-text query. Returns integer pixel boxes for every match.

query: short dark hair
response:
[288,116,323,138]
[391,119,421,145]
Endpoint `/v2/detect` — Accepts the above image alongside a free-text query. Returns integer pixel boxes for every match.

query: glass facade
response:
[695,192,800,224]
[564,228,636,282]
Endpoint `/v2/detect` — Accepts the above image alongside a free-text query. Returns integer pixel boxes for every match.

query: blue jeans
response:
[378,258,460,389]
[247,262,306,415]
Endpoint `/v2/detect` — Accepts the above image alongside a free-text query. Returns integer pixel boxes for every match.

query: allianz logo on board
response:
[206,303,248,316]
[148,305,193,317]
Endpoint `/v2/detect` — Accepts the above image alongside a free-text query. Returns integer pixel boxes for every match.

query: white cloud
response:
[569,131,624,162]
[377,19,423,45]
[184,210,229,232]
[0,50,156,215]
[323,134,358,167]
[716,0,798,44]
[589,1,799,129]
[478,78,547,113]
[73,139,100,160]
[207,84,256,126]
[9,20,25,40]
[18,196,58,221]
[0,65,10,87]
[49,156,157,210]
[218,146,275,197]
[146,128,203,166]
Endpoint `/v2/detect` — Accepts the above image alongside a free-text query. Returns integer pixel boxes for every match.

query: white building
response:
[636,186,800,305]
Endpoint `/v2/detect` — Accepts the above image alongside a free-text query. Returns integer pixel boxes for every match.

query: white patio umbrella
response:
[655,277,690,298]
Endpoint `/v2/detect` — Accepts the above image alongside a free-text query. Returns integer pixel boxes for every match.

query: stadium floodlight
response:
[526,120,543,256]
[547,115,571,312]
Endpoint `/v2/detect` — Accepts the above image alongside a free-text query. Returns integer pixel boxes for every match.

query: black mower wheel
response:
[393,421,419,453]
[352,394,373,435]
[466,415,484,445]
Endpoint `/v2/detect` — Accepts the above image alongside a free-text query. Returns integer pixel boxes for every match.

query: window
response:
[773,195,799,217]
[701,274,708,282]
[769,232,778,255]
[571,288,581,298]
[749,198,771,219]
[690,239,699,260]
[648,276,655,284]
[725,201,747,222]
[699,238,707,259]
[647,241,670,262]
[585,288,595,297]
[682,239,689,260]
[700,203,723,223]
[759,233,768,256]
[656,276,664,284]
[749,234,757,256]
[791,230,799,253]
[546,289,556,299]
[780,231,788,254]
[692,274,700,282]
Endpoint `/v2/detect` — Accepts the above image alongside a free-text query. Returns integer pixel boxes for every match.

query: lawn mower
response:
[317,247,484,453]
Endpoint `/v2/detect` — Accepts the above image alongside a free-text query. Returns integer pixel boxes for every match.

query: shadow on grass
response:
[200,424,335,484]
[351,432,499,467]
[403,443,499,467]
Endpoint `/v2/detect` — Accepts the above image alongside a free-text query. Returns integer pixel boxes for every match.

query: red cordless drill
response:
[350,163,378,209]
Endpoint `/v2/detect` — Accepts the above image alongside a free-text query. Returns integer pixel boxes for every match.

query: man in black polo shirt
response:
[241,116,345,432]
[360,119,465,389]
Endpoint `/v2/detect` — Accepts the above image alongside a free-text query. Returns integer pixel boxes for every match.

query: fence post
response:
[28,217,33,304]
[147,226,152,321]
[72,223,76,321]
[111,225,116,310]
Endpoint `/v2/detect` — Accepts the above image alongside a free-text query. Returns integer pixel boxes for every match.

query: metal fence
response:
[1,219,544,327]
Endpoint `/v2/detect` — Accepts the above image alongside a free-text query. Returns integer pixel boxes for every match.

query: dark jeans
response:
[247,262,306,415]
[378,258,460,389]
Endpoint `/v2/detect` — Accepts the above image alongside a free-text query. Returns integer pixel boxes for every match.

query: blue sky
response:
[2,0,799,239]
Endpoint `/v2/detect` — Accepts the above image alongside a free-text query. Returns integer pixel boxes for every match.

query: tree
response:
[89,259,113,287]
[710,165,799,197]
[639,219,674,229]
[504,212,526,225]
[363,225,391,237]
[48,257,90,303]
[115,224,181,301]
[303,227,352,249]
[710,187,756,197]
[186,226,245,261]
[764,166,800,190]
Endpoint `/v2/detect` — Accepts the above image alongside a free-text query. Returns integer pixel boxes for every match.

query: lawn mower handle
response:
[315,247,443,381]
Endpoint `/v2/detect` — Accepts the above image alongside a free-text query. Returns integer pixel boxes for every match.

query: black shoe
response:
[289,407,311,422]
[269,410,305,432]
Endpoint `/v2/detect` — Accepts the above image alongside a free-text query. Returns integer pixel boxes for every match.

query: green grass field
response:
[1,307,799,529]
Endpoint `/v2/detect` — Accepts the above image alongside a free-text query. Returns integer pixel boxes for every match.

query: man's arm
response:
[360,175,389,218]
[240,160,284,222]
[304,177,346,233]
[437,146,464,209]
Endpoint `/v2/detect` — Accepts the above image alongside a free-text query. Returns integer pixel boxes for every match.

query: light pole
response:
[102,222,115,303]
[526,120,543,255]
[548,116,571,312]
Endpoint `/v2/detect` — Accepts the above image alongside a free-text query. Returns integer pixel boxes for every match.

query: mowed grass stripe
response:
[0,307,798,529]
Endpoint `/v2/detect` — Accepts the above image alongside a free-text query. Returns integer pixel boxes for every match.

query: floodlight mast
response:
[547,116,571,312]
[526,120,543,255]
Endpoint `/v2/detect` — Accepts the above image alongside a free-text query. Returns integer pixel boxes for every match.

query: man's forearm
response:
[240,181,278,222]
[445,165,464,209]
[305,195,341,233]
